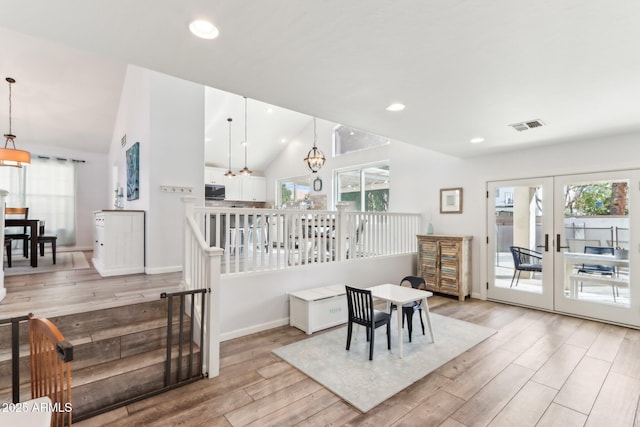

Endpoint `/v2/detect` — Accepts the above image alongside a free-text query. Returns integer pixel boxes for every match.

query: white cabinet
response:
[242,176,266,202]
[224,175,243,201]
[93,210,145,277]
[205,167,225,185]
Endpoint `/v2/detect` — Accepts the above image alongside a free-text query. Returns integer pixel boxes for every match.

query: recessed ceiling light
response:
[266,108,274,114]
[280,138,287,143]
[470,137,485,144]
[386,103,405,112]
[188,20,219,39]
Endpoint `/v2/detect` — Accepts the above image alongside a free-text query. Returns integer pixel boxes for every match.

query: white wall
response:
[109,65,204,273]
[264,120,640,299]
[220,254,415,340]
[20,143,108,250]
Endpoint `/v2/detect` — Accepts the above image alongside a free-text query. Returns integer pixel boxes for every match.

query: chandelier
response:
[303,117,325,173]
[0,77,30,167]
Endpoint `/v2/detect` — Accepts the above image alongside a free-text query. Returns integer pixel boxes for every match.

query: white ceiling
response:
[0,1,639,162]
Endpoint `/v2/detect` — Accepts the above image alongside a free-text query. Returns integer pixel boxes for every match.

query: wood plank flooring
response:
[3,258,640,426]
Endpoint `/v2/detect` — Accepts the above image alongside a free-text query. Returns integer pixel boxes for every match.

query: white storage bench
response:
[289,284,347,334]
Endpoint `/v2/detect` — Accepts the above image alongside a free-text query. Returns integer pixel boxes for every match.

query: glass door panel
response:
[554,171,640,326]
[487,178,554,310]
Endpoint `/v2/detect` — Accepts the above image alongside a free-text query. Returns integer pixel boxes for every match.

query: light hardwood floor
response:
[3,258,640,426]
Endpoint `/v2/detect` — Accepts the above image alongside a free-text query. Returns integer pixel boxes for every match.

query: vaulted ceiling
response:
[0,1,639,164]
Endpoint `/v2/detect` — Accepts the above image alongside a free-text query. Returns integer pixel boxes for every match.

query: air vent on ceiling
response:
[121,134,127,147]
[509,119,545,132]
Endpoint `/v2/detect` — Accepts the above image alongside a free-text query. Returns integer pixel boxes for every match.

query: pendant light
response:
[224,118,235,177]
[303,117,325,173]
[0,77,30,167]
[238,96,252,175]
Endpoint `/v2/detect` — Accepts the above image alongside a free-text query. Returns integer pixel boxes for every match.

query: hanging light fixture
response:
[224,118,235,177]
[303,117,325,173]
[0,77,30,167]
[238,96,252,175]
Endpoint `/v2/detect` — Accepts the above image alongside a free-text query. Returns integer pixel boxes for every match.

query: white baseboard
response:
[145,265,183,275]
[221,318,290,342]
[471,291,483,300]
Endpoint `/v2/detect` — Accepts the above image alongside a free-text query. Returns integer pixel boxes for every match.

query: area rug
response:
[273,313,496,412]
[3,251,90,276]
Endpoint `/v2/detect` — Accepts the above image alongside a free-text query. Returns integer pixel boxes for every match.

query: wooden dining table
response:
[5,218,39,267]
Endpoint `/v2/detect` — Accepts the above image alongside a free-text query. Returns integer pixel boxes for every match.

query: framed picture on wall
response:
[440,187,462,213]
[126,142,140,201]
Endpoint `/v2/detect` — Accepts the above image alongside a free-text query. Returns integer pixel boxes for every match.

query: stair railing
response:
[0,313,31,404]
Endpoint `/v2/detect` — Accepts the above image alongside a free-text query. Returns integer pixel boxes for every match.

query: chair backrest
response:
[400,275,427,290]
[584,246,614,256]
[345,286,374,327]
[5,207,29,234]
[509,246,542,269]
[30,316,73,427]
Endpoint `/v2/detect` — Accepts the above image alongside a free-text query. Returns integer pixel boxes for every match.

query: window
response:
[333,125,390,156]
[336,163,389,211]
[0,157,77,245]
[277,176,312,208]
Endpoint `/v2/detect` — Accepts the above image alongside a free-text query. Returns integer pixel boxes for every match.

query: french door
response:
[488,171,640,327]
[487,178,554,310]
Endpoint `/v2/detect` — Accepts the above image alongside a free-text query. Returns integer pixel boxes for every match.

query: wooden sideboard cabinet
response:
[93,210,145,277]
[417,234,472,301]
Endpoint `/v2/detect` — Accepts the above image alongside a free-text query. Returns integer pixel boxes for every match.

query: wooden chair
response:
[37,223,57,264]
[345,285,391,360]
[5,207,29,258]
[29,316,73,427]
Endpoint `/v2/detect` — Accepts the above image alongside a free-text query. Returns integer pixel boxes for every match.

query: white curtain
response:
[0,157,76,246]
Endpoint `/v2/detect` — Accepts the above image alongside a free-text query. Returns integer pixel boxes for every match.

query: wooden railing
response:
[188,205,421,275]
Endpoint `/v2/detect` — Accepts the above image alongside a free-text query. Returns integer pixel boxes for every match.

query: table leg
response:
[396,303,404,358]
[422,298,435,342]
[30,224,38,268]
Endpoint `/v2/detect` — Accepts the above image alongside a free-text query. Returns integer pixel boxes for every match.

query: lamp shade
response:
[0,145,30,167]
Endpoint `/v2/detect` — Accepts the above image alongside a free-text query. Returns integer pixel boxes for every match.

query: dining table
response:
[368,283,435,358]
[563,251,629,298]
[5,218,39,267]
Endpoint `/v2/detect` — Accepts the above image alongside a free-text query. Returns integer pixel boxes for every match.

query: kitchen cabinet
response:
[93,210,145,277]
[242,176,266,202]
[204,167,266,202]
[205,167,225,185]
[417,234,472,301]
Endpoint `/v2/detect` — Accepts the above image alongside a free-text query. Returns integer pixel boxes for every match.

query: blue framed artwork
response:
[126,142,140,201]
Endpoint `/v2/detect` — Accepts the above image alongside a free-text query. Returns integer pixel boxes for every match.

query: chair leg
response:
[404,308,414,342]
[418,307,425,335]
[369,325,375,360]
[51,240,56,265]
[40,241,44,256]
[386,321,391,350]
[346,322,353,350]
[510,270,518,288]
[5,243,11,268]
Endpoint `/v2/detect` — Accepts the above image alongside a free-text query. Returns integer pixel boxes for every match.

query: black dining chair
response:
[37,223,57,264]
[509,246,543,287]
[5,207,30,258]
[345,285,391,360]
[390,276,427,342]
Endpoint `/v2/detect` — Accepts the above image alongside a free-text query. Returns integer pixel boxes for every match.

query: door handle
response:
[556,234,569,252]
[536,234,549,252]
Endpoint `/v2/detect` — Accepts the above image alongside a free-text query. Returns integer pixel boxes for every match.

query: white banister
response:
[182,197,223,378]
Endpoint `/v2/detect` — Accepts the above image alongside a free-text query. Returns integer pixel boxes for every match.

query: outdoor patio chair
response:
[509,246,542,288]
[577,246,618,298]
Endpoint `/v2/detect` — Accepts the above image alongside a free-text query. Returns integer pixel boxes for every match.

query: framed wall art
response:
[440,187,462,213]
[126,141,140,201]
